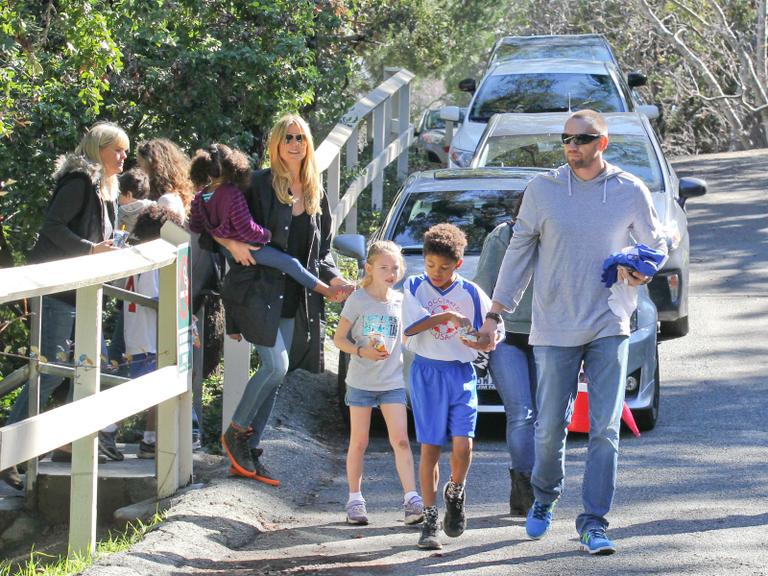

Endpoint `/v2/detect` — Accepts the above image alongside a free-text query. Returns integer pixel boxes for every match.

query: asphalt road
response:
[84,149,768,576]
[217,149,768,576]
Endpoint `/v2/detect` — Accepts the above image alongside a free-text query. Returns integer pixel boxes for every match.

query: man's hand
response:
[618,266,651,287]
[477,319,500,351]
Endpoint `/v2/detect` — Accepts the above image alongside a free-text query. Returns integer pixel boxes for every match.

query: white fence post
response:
[24,296,42,507]
[398,83,411,180]
[372,104,385,211]
[345,128,359,234]
[68,284,103,557]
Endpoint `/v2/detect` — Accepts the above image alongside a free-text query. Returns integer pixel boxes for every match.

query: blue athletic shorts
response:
[410,355,477,446]
[345,385,407,407]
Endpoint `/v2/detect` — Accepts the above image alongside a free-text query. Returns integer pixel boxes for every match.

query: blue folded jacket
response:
[601,244,667,288]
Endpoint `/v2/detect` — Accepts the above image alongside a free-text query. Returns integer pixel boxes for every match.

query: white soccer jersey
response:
[402,273,494,363]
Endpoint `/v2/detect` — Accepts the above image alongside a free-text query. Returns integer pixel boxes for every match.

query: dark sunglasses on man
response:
[284,133,305,144]
[561,133,603,146]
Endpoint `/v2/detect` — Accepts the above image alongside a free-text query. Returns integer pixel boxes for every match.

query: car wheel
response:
[337,351,350,428]
[660,315,689,339]
[633,348,660,431]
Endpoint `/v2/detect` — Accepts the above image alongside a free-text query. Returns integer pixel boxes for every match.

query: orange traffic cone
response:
[567,375,641,438]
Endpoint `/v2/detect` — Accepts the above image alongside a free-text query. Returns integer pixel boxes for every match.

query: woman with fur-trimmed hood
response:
[0,123,130,490]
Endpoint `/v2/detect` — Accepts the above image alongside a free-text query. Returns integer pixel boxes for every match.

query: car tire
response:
[633,348,660,431]
[660,315,689,339]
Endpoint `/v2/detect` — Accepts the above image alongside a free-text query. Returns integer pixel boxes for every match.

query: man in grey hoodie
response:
[478,109,667,555]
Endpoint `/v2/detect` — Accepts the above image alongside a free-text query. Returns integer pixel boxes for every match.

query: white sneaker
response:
[346,499,369,525]
[404,494,425,525]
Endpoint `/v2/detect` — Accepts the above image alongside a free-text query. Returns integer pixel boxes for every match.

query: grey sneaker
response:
[404,494,424,525]
[346,499,368,525]
[417,506,442,550]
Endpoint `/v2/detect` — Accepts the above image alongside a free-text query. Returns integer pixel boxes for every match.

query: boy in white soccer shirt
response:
[402,223,502,550]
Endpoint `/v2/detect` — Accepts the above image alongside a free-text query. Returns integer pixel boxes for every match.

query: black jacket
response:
[28,154,116,304]
[220,169,340,371]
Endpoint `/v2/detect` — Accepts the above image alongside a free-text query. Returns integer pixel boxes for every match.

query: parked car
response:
[333,167,661,428]
[413,107,465,167]
[471,111,707,337]
[442,58,658,168]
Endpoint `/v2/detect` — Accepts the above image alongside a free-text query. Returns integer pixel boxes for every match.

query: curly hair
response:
[423,223,467,261]
[137,138,194,213]
[131,203,184,243]
[189,143,251,191]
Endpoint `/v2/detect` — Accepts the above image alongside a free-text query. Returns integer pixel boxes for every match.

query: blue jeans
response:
[222,245,319,291]
[129,352,157,378]
[8,296,76,424]
[532,335,628,534]
[231,318,294,449]
[489,338,537,474]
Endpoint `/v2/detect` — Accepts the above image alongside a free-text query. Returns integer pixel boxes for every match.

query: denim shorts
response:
[345,385,407,407]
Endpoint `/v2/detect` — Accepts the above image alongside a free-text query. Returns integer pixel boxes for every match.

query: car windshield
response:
[392,189,523,253]
[469,73,625,122]
[492,42,614,64]
[477,133,664,192]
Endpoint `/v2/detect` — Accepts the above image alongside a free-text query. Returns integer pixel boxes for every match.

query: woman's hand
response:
[329,276,355,302]
[92,240,118,254]
[215,237,255,266]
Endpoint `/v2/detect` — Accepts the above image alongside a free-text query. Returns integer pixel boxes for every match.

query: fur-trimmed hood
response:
[53,153,103,186]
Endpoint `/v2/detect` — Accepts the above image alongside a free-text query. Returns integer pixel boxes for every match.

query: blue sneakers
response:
[525,499,557,539]
[580,526,616,555]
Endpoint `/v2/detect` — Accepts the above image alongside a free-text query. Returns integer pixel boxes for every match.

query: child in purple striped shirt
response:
[189,143,342,299]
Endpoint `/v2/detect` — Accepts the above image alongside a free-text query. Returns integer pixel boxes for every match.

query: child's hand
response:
[447,311,471,328]
[360,346,389,361]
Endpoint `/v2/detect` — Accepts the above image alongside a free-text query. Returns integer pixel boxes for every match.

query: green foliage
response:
[0,511,166,576]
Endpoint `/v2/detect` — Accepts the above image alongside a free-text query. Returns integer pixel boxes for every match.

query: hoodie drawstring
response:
[568,167,608,204]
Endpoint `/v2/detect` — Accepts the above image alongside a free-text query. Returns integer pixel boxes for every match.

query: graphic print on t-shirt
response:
[426,295,462,341]
[362,313,399,353]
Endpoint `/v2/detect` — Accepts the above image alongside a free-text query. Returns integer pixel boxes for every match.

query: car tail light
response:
[667,273,680,304]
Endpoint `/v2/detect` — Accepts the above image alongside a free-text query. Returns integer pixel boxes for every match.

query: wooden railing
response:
[0,224,193,557]
[316,67,414,233]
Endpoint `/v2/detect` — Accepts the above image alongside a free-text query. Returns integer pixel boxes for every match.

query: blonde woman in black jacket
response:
[214,114,353,485]
[1,123,129,489]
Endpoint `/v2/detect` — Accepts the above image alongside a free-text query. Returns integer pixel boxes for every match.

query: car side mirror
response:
[637,104,659,120]
[678,177,707,208]
[458,78,476,94]
[333,234,367,268]
[439,106,461,123]
[627,71,647,88]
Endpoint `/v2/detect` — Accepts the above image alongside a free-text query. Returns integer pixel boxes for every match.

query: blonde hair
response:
[360,240,405,289]
[75,122,129,200]
[267,114,323,216]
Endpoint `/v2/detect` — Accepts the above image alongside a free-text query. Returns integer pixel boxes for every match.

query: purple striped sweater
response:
[189,182,271,245]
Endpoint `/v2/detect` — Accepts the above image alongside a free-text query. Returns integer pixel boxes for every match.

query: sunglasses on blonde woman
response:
[284,134,305,144]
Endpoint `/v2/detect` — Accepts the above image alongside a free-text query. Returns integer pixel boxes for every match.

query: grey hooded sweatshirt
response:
[492,162,667,347]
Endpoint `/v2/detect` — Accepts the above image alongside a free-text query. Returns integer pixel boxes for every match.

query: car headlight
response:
[449,147,473,167]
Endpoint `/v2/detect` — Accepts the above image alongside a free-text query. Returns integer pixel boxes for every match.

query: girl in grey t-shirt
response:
[333,241,424,527]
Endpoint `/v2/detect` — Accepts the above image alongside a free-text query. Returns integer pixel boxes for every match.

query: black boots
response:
[509,469,534,517]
